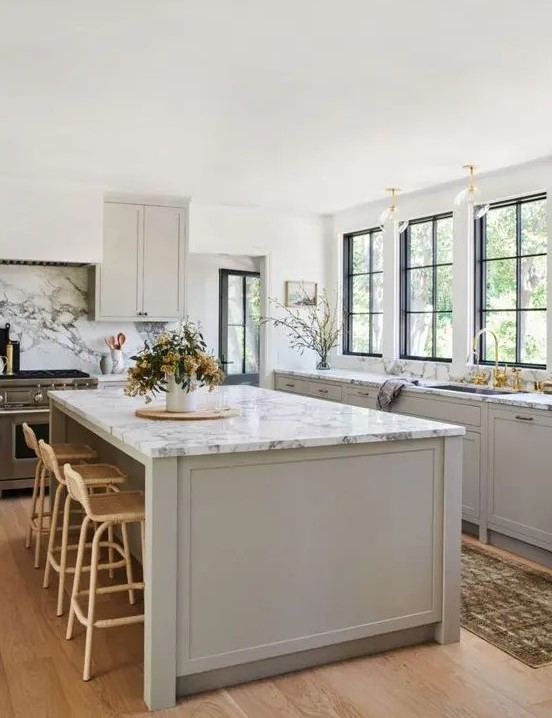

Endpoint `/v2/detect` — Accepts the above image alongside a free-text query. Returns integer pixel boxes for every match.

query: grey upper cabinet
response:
[90,199,186,322]
[488,405,552,549]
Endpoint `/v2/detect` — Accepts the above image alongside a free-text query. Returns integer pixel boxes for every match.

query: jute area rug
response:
[461,541,552,667]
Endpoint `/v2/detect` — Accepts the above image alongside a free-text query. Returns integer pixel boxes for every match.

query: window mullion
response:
[515,201,522,364]
[432,218,438,359]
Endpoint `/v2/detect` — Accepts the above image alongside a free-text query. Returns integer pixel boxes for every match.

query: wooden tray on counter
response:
[135,406,239,421]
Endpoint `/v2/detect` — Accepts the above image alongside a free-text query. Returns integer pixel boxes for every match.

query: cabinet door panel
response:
[343,387,378,409]
[100,203,142,318]
[489,408,552,547]
[142,206,183,318]
[462,431,480,522]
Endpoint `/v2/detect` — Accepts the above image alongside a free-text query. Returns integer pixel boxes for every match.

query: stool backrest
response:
[38,440,64,484]
[22,423,39,458]
[63,464,91,513]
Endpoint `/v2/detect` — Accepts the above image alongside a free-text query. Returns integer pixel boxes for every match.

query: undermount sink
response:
[433,384,514,396]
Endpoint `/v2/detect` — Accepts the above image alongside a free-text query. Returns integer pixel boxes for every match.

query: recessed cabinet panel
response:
[343,386,378,409]
[100,202,142,318]
[142,206,183,318]
[489,407,552,547]
[306,380,343,402]
[274,376,308,394]
[462,431,480,522]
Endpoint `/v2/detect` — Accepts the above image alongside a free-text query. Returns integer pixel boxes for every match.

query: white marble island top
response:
[49,385,464,459]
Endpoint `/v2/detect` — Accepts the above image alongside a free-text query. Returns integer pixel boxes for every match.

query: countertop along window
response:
[475,193,547,368]
[400,213,453,362]
[343,228,383,356]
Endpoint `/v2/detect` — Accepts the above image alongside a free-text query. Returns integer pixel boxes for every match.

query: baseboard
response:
[488,530,552,569]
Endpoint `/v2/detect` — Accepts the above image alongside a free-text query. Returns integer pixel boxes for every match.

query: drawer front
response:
[306,380,343,402]
[393,393,481,428]
[343,386,378,409]
[274,376,308,395]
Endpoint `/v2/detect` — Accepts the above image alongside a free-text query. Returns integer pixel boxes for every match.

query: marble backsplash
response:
[0,265,165,374]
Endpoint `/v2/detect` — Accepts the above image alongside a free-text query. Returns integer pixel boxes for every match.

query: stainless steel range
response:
[0,370,98,494]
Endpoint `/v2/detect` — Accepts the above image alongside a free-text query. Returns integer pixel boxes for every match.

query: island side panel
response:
[434,434,463,644]
[175,439,452,687]
[144,456,179,711]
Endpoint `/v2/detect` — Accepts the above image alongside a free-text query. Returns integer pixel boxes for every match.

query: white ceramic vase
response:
[166,375,198,413]
[111,349,126,375]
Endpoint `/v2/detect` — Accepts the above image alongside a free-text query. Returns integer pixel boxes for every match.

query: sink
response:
[432,384,514,396]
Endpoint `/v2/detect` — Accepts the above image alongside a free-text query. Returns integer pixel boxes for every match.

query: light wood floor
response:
[2,493,552,718]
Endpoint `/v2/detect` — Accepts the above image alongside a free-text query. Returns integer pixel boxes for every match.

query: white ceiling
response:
[2,0,552,214]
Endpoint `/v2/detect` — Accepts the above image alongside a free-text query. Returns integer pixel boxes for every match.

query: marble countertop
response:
[93,373,129,383]
[275,368,552,411]
[49,385,464,459]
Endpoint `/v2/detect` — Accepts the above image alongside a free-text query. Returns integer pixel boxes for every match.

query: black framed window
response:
[400,213,453,361]
[475,193,547,368]
[343,228,383,356]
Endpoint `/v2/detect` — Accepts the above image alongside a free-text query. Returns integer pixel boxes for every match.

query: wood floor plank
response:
[2,493,552,718]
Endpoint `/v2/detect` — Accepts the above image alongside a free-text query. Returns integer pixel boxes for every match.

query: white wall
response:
[0,177,103,263]
[330,156,552,379]
[189,203,328,384]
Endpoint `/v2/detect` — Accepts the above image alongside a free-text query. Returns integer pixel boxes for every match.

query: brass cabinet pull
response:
[284,383,295,388]
[358,391,371,396]
[515,415,534,421]
[318,389,329,394]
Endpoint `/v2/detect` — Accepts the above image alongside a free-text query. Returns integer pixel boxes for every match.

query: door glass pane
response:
[245,276,261,373]
[485,205,516,258]
[484,259,516,310]
[408,313,433,357]
[520,310,546,365]
[408,221,433,267]
[408,267,433,310]
[482,311,516,363]
[520,256,546,309]
[521,199,547,255]
[227,275,244,324]
[226,325,244,374]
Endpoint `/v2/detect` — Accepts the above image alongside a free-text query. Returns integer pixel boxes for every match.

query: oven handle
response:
[0,409,50,415]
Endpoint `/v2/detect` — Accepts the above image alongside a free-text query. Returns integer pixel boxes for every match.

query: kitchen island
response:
[49,385,464,711]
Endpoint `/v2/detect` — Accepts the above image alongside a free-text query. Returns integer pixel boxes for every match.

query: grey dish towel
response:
[376,378,413,411]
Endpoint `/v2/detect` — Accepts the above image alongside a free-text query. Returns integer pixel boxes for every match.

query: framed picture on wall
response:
[285,281,318,307]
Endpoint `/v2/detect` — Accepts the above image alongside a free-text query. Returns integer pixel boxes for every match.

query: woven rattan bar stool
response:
[39,439,128,616]
[64,463,145,682]
[22,422,98,569]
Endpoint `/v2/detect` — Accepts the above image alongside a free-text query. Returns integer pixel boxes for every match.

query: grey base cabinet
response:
[488,406,552,550]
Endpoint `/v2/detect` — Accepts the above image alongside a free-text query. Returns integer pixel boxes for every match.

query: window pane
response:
[520,255,546,309]
[372,231,383,271]
[484,259,516,310]
[371,314,383,354]
[485,205,516,258]
[352,275,370,313]
[436,313,453,359]
[372,273,383,313]
[436,217,453,264]
[226,325,244,374]
[408,267,433,310]
[520,310,546,365]
[352,235,370,273]
[521,199,547,255]
[482,312,516,363]
[408,221,433,267]
[351,314,370,353]
[227,275,244,324]
[436,265,453,311]
[407,313,433,357]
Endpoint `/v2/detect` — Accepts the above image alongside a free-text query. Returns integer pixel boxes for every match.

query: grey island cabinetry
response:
[49,384,463,711]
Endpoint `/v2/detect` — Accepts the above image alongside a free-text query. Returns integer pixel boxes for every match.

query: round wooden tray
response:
[135,406,239,421]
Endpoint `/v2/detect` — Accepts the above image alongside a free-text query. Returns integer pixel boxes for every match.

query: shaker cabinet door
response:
[99,202,142,318]
[142,205,184,319]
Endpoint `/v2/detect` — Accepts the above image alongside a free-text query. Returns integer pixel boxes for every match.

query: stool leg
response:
[107,524,115,579]
[66,515,89,641]
[120,522,135,605]
[33,465,47,568]
[140,520,145,571]
[83,521,107,681]
[56,493,72,616]
[43,482,63,589]
[26,458,42,549]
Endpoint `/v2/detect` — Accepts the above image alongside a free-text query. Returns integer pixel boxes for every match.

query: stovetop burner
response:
[1,370,91,380]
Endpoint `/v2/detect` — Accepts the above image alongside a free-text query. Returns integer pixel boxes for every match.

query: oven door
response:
[0,410,49,490]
